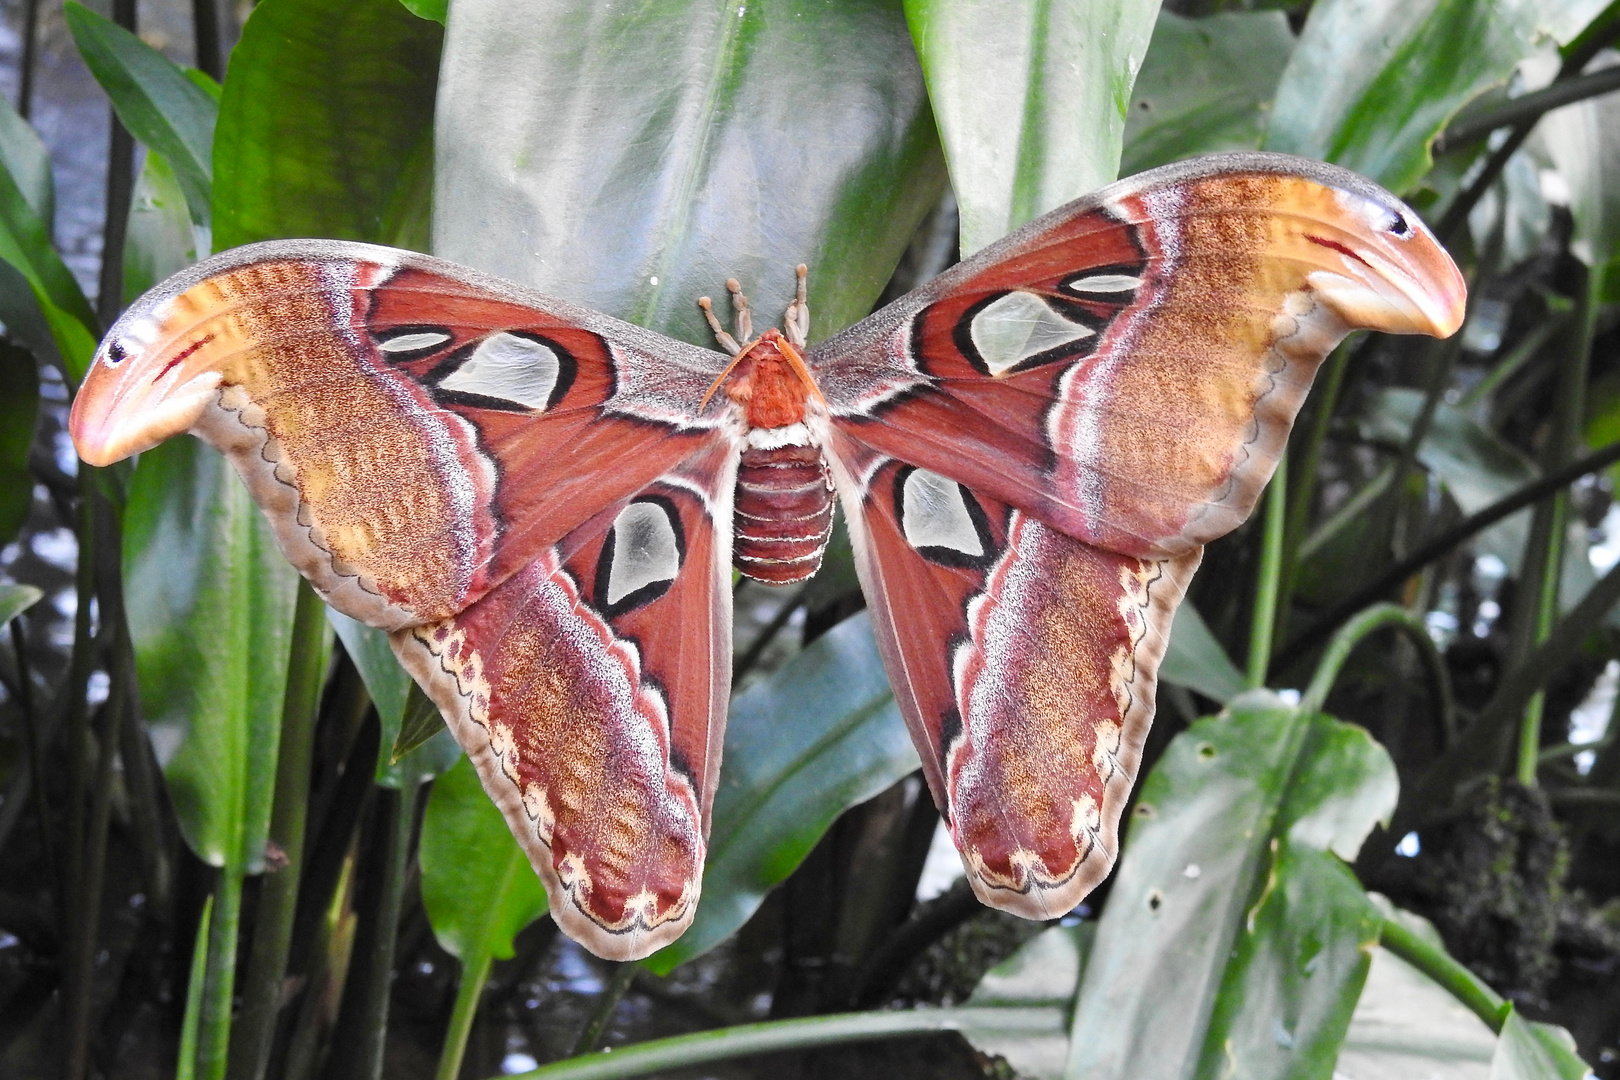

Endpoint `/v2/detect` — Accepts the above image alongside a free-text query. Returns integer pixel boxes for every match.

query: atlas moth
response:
[70,153,1465,960]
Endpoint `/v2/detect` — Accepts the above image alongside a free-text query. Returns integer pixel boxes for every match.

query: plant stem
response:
[1301,603,1452,732]
[1378,917,1508,1032]
[10,617,58,915]
[1279,338,1355,628]
[65,652,132,1080]
[177,894,216,1080]
[571,963,639,1056]
[1434,64,1620,153]
[503,1006,1061,1080]
[1456,314,1568,410]
[438,951,495,1080]
[1516,264,1599,784]
[197,861,246,1080]
[348,780,424,1080]
[1273,438,1620,673]
[1246,455,1288,689]
[228,580,328,1080]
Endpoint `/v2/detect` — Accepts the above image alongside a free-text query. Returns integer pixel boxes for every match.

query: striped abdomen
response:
[733,442,834,583]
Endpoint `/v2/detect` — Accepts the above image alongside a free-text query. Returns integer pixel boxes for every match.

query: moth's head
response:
[70,288,231,467]
[1282,178,1466,340]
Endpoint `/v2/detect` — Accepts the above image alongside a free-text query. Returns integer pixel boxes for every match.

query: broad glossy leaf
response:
[963,926,1090,1080]
[1120,10,1296,176]
[213,0,441,251]
[433,0,945,344]
[0,583,43,625]
[124,150,200,304]
[644,612,920,974]
[420,754,548,962]
[398,0,445,24]
[0,93,52,225]
[1539,52,1620,269]
[1491,1012,1591,1080]
[1265,0,1610,193]
[0,342,37,545]
[1337,942,1495,1078]
[328,611,459,787]
[1064,693,1398,1080]
[124,436,304,872]
[0,113,97,355]
[904,0,1161,254]
[1161,600,1246,704]
[64,1,217,227]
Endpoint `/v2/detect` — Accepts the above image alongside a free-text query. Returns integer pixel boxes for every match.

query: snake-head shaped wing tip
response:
[1290,175,1466,341]
[69,299,227,467]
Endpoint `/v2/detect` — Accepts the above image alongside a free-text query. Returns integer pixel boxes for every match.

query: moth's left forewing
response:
[392,440,737,961]
[826,433,1199,917]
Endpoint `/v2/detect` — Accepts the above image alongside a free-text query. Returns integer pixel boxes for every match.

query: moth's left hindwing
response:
[394,442,736,959]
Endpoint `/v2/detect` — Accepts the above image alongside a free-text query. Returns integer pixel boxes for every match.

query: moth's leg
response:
[784,264,810,348]
[697,296,743,356]
[726,278,753,344]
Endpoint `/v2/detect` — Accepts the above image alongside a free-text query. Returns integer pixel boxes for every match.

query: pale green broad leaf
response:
[64,1,218,227]
[0,96,97,377]
[327,611,460,788]
[433,0,945,345]
[0,582,43,625]
[1491,1012,1592,1080]
[1161,601,1246,704]
[124,437,309,873]
[1121,10,1296,176]
[214,0,441,252]
[1539,52,1620,270]
[0,90,52,225]
[1265,0,1611,193]
[645,612,920,973]
[903,0,1162,254]
[124,150,201,305]
[1064,692,1397,1080]
[963,926,1091,1080]
[420,754,549,963]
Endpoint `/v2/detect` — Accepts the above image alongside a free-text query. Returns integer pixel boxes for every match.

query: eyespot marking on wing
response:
[1062,272,1142,297]
[896,467,993,567]
[437,331,571,411]
[967,291,1096,376]
[598,496,686,614]
[376,326,455,357]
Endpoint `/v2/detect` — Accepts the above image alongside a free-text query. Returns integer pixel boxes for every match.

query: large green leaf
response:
[0,103,97,369]
[1491,1012,1591,1080]
[904,0,1162,254]
[124,150,201,304]
[327,611,459,787]
[1265,0,1610,193]
[0,583,43,625]
[1064,692,1398,1080]
[0,90,52,226]
[64,1,218,227]
[1161,600,1246,704]
[433,0,945,344]
[213,0,442,250]
[419,754,549,962]
[1120,10,1296,176]
[123,437,305,872]
[962,926,1091,1080]
[1539,53,1620,270]
[0,342,37,546]
[644,612,919,974]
